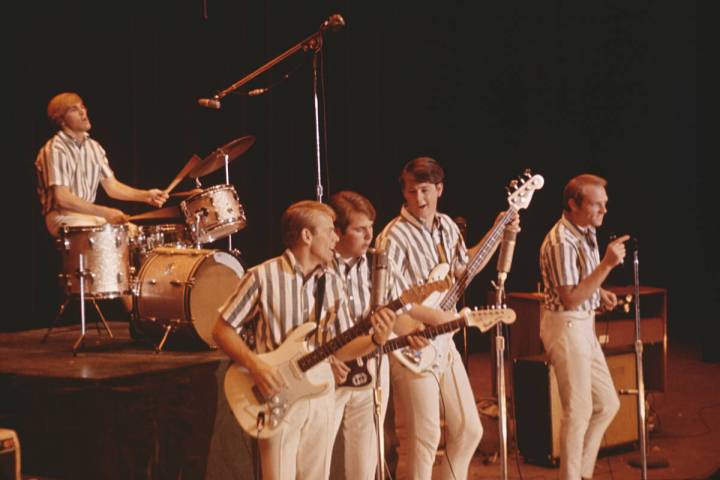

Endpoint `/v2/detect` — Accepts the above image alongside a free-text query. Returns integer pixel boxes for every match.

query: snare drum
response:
[180,184,247,244]
[57,224,131,298]
[133,247,244,348]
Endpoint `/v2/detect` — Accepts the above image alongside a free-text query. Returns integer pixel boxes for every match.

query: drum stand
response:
[154,319,181,354]
[43,254,114,354]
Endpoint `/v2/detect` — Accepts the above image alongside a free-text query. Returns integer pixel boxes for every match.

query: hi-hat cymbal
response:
[189,135,256,178]
[129,205,181,222]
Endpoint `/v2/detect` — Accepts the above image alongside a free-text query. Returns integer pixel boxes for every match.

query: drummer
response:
[35,91,169,237]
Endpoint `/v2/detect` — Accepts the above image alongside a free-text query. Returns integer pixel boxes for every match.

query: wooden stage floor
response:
[1,322,719,479]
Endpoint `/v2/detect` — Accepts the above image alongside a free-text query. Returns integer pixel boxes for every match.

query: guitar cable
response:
[431,370,459,480]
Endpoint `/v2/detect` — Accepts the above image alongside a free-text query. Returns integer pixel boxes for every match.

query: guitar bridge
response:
[401,347,422,365]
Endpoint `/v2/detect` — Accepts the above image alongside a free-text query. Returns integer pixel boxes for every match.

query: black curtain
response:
[13,1,708,344]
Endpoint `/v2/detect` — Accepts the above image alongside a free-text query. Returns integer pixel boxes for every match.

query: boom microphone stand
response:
[197,14,345,202]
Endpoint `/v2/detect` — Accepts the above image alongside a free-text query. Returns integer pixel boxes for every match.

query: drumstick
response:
[170,189,202,198]
[129,205,181,221]
[164,154,202,194]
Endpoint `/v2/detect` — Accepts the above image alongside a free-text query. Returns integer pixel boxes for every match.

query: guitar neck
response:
[297,316,372,372]
[438,208,516,310]
[381,316,467,354]
[295,282,432,372]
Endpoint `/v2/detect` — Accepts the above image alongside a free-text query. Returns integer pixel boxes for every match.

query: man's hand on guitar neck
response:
[462,209,521,278]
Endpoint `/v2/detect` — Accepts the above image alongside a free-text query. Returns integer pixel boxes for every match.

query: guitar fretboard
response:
[439,208,516,311]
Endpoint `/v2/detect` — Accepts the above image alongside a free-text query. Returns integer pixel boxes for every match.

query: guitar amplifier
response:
[0,428,20,480]
[512,350,639,466]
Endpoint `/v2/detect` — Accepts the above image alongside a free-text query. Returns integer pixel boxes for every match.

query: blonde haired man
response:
[35,92,168,237]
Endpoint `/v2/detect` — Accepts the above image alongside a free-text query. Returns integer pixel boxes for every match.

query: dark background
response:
[10,2,713,346]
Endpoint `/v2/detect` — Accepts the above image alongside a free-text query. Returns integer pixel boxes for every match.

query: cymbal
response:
[189,135,256,178]
[129,205,181,222]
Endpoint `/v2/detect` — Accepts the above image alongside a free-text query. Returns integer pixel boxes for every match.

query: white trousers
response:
[540,309,620,480]
[46,211,107,237]
[390,344,482,480]
[259,391,335,480]
[329,357,390,480]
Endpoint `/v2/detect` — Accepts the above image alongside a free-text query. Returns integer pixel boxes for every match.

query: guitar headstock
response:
[461,306,517,333]
[506,169,544,212]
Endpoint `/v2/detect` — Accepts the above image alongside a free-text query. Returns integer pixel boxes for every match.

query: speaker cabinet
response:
[0,428,21,480]
[513,350,639,466]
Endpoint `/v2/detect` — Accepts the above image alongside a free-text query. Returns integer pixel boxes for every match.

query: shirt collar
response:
[283,249,326,281]
[560,214,597,246]
[400,205,440,232]
[58,130,89,147]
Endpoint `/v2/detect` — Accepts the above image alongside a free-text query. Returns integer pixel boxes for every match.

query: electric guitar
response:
[392,170,544,373]
[337,306,516,390]
[223,274,453,439]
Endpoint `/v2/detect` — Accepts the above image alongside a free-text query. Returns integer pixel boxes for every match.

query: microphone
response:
[247,87,268,97]
[320,13,346,32]
[496,226,518,275]
[370,244,388,310]
[198,97,221,109]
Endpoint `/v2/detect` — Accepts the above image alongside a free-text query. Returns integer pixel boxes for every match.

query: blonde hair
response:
[47,92,82,126]
[281,200,336,248]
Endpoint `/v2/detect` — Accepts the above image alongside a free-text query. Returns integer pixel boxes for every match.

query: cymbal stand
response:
[223,151,234,251]
[492,275,510,480]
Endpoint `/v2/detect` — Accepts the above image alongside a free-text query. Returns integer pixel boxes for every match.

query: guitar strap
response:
[313,273,331,345]
[436,220,449,265]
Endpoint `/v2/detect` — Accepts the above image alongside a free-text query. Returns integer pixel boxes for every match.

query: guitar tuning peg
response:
[503,303,507,309]
[523,168,532,178]
[504,186,512,195]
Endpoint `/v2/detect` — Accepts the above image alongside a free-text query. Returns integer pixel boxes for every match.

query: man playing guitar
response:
[375,157,519,479]
[326,191,432,480]
[212,200,396,480]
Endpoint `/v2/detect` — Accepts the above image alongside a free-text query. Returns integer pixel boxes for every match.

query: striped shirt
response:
[330,253,373,325]
[220,249,354,353]
[35,131,115,215]
[539,215,601,312]
[376,206,468,357]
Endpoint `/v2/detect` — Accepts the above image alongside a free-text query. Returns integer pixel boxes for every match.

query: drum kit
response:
[54,136,255,353]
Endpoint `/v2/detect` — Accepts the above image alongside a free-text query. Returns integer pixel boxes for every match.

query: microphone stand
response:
[370,246,388,480]
[625,242,669,475]
[200,15,344,202]
[493,273,509,480]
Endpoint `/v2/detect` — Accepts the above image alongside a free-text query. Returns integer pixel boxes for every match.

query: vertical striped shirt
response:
[375,206,468,358]
[329,253,373,326]
[35,131,115,215]
[219,249,354,353]
[539,215,601,312]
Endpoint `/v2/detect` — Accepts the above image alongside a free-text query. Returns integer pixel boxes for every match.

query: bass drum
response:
[133,247,244,348]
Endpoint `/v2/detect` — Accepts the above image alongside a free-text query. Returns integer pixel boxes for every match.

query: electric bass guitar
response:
[224,274,453,438]
[337,306,516,390]
[391,171,544,373]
